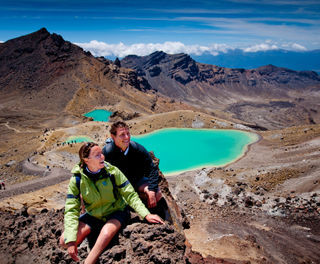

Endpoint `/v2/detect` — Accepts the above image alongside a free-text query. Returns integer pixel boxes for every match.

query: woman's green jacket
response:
[64,162,150,244]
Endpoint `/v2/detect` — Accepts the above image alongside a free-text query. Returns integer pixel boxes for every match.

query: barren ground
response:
[0,109,320,263]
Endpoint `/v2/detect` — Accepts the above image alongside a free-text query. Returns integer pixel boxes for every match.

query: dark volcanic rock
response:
[0,206,228,264]
[110,110,141,121]
[0,208,185,264]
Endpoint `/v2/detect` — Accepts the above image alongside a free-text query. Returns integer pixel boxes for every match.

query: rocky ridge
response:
[121,51,320,129]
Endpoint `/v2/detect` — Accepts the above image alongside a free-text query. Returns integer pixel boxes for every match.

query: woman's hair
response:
[79,142,98,168]
[110,121,129,136]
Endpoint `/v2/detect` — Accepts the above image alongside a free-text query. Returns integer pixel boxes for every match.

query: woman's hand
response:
[67,242,79,262]
[145,214,165,224]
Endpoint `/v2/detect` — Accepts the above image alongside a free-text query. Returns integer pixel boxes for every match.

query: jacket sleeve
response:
[113,168,150,219]
[63,176,81,244]
[138,144,159,192]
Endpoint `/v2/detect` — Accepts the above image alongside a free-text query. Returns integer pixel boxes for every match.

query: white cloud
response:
[75,40,310,58]
[75,40,233,57]
[280,42,307,51]
[243,43,279,52]
[289,43,307,51]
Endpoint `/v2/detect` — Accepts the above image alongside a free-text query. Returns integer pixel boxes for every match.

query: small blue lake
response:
[84,109,112,122]
[132,128,259,175]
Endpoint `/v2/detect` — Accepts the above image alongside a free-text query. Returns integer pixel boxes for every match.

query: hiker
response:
[60,142,164,264]
[102,121,167,212]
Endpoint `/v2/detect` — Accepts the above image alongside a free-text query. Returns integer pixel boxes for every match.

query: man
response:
[102,121,165,210]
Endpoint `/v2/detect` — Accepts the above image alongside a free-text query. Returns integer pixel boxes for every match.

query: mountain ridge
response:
[121,51,320,129]
[106,49,320,73]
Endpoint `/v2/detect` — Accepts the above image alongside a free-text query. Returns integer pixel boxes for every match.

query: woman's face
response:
[84,146,105,172]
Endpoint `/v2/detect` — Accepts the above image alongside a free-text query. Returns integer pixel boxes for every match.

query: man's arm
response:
[135,142,159,192]
[134,143,160,208]
[147,160,159,192]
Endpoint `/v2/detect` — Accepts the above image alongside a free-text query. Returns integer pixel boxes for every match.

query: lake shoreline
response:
[133,127,260,176]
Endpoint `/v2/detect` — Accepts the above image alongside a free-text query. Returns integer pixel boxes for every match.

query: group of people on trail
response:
[60,121,168,264]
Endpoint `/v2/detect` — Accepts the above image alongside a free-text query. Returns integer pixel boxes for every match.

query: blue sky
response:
[0,0,319,57]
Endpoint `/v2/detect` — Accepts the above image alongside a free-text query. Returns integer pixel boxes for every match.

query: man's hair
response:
[110,121,129,136]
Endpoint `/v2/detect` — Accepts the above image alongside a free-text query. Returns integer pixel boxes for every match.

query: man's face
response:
[111,127,131,151]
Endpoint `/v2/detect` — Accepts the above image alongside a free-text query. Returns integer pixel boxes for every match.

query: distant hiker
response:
[60,142,164,264]
[102,121,169,218]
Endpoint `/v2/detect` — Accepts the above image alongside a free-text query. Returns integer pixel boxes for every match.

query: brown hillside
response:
[0,28,194,117]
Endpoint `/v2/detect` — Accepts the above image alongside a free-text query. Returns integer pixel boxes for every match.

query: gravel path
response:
[0,160,71,200]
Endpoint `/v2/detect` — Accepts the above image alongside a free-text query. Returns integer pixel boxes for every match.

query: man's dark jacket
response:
[102,140,159,192]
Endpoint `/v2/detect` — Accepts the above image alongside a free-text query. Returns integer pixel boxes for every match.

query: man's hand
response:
[145,214,165,224]
[144,187,157,208]
[67,242,79,262]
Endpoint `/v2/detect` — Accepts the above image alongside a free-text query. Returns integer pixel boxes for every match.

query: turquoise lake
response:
[84,109,112,122]
[132,128,259,175]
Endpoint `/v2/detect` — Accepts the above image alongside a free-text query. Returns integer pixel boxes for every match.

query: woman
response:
[60,142,164,264]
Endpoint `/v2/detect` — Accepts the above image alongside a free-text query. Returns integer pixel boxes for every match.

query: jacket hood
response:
[71,163,82,174]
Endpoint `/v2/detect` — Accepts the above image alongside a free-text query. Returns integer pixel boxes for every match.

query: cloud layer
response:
[75,40,308,58]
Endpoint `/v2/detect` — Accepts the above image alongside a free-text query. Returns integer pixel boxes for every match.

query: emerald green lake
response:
[65,136,93,143]
[132,128,259,175]
[84,109,112,122]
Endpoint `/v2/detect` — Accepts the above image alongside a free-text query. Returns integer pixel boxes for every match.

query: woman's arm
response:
[112,167,150,218]
[63,176,82,244]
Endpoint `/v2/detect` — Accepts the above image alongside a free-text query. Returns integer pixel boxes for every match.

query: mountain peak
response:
[4,27,50,45]
[0,28,87,94]
[31,27,50,37]
[149,50,166,56]
[1,28,87,57]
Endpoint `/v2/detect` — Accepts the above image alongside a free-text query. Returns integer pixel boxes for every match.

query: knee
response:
[100,220,121,238]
